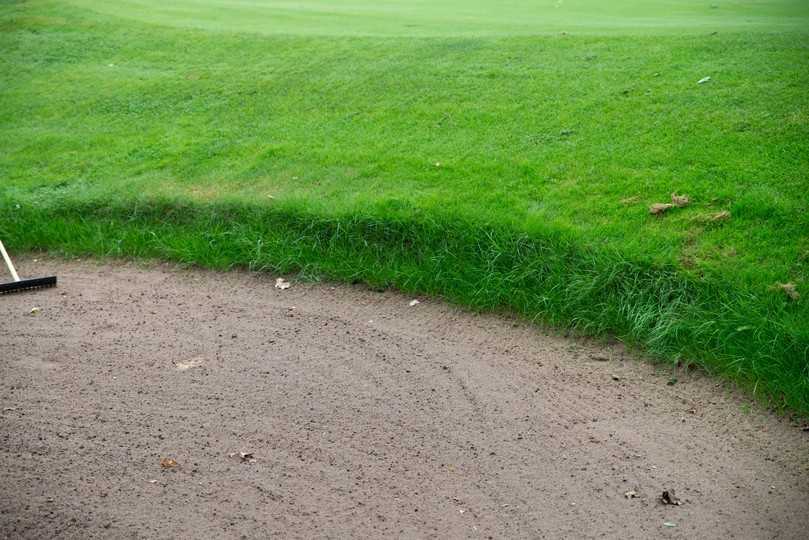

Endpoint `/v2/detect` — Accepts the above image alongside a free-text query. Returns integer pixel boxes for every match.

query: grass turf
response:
[1,0,808,414]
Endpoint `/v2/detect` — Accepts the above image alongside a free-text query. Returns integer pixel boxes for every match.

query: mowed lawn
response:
[1,1,808,412]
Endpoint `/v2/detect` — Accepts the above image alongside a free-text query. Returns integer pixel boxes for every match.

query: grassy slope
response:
[1,1,808,413]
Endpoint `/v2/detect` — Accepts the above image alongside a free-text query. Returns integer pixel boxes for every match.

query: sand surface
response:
[1,259,807,539]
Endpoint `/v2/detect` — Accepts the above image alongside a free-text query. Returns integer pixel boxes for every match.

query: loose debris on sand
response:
[174,358,203,371]
[660,490,683,506]
[275,278,291,290]
[159,458,178,470]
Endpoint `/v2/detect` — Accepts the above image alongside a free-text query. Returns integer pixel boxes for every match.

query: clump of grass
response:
[2,194,806,414]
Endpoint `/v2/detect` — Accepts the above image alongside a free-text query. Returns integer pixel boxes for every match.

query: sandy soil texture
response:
[1,259,807,539]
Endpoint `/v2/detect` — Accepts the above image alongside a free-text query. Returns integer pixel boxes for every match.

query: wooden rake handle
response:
[0,240,21,282]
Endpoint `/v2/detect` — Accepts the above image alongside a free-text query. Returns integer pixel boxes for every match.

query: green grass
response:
[63,0,809,36]
[1,0,808,414]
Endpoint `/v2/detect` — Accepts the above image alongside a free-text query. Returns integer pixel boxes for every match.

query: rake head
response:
[0,276,57,294]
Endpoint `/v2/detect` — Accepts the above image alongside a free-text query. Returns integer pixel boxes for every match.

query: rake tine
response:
[0,240,57,295]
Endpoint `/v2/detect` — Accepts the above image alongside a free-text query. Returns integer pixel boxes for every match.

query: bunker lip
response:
[1,258,807,538]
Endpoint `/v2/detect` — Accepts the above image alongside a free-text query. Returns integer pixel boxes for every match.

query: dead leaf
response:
[624,490,638,499]
[671,193,690,207]
[275,278,291,290]
[660,490,682,505]
[649,203,674,215]
[710,210,731,222]
[775,282,799,301]
[160,457,178,469]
